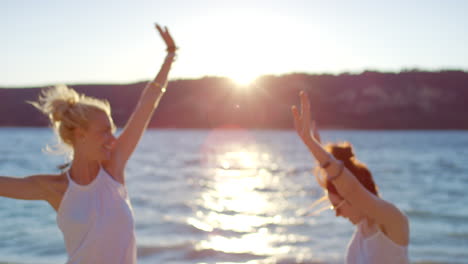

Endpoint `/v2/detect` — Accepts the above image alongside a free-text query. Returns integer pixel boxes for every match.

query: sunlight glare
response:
[183,11,305,86]
[197,230,291,255]
[230,72,258,87]
[192,148,288,255]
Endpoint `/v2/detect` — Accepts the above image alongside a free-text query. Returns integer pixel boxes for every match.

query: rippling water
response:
[1,128,467,264]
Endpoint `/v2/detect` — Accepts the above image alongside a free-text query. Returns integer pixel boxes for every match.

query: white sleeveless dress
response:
[346,219,409,264]
[57,167,137,264]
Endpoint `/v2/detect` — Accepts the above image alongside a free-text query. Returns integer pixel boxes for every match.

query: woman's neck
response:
[358,217,380,238]
[69,155,100,185]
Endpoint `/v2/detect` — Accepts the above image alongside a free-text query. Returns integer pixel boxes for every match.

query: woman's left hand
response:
[312,120,321,144]
[292,91,320,146]
[155,24,177,53]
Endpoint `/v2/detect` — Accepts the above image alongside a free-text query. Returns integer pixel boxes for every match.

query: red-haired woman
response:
[291,91,410,264]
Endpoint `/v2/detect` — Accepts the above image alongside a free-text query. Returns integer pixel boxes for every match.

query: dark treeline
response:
[1,70,468,129]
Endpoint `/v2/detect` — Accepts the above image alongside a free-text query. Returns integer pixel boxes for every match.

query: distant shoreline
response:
[1,127,468,131]
[1,71,468,129]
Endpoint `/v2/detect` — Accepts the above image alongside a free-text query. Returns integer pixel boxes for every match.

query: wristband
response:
[150,82,166,93]
[166,46,178,53]
[320,159,331,169]
[328,160,344,182]
[320,154,332,169]
[165,52,177,62]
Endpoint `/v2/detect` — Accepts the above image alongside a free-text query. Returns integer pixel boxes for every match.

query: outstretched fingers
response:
[312,120,321,143]
[291,105,302,134]
[300,91,311,122]
[155,24,163,33]
[155,24,176,50]
[163,26,175,47]
[299,91,311,136]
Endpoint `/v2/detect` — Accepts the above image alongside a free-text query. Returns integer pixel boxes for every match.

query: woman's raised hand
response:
[291,91,321,146]
[312,120,321,144]
[155,24,177,53]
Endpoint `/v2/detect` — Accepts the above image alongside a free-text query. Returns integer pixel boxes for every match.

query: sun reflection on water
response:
[197,228,291,256]
[189,147,290,257]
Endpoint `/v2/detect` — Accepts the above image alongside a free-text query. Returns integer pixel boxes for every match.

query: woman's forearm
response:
[304,138,332,166]
[139,53,176,108]
[304,139,356,197]
[152,52,176,87]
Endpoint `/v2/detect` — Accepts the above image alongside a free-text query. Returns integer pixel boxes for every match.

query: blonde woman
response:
[291,91,410,264]
[0,24,176,263]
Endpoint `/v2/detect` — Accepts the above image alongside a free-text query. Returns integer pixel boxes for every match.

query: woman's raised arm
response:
[111,24,177,173]
[291,91,407,228]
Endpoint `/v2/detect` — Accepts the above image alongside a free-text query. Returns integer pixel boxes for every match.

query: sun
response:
[229,71,258,87]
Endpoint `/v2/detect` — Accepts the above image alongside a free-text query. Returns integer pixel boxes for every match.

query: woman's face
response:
[328,192,365,225]
[77,111,116,161]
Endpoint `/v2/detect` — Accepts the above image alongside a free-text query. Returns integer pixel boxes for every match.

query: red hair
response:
[316,142,379,197]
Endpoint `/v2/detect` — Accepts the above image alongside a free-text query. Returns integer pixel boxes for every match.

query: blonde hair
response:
[29,84,115,156]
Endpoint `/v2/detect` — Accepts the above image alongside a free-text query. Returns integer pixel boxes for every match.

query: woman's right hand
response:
[155,24,177,53]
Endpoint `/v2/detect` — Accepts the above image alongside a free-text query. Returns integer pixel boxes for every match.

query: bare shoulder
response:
[379,198,408,224]
[32,173,69,211]
[378,198,410,246]
[32,173,69,194]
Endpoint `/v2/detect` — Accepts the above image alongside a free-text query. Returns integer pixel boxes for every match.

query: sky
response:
[2,0,468,87]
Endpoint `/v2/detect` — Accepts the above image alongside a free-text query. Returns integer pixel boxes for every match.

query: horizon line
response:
[2,67,468,89]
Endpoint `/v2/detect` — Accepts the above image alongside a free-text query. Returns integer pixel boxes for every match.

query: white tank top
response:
[346,219,409,264]
[57,167,137,264]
